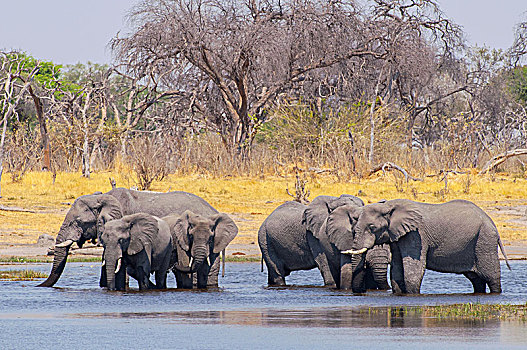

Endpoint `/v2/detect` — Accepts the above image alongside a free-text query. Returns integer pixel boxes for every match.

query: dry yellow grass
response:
[1,170,526,245]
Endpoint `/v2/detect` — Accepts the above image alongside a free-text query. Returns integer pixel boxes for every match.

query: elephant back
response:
[106,188,218,217]
[260,201,307,242]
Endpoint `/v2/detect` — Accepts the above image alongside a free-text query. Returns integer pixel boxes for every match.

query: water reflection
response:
[71,306,499,329]
[1,262,526,349]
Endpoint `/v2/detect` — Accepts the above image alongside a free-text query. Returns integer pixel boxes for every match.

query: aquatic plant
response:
[0,269,48,281]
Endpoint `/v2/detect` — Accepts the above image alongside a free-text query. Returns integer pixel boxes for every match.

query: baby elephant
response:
[100,213,173,291]
[163,210,238,288]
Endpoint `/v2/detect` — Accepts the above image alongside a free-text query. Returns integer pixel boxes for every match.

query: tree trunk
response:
[28,85,51,171]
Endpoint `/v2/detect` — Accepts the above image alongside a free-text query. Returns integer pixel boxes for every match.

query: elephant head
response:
[100,213,158,290]
[326,203,390,292]
[168,210,238,273]
[37,194,123,287]
[303,194,363,240]
[351,199,422,253]
[326,204,363,252]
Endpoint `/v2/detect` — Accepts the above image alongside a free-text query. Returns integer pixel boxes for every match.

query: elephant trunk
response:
[351,252,367,293]
[36,245,70,287]
[105,260,117,291]
[190,245,208,273]
[37,220,83,287]
[371,263,390,290]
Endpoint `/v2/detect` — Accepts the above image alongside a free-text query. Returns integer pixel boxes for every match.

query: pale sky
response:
[0,0,525,65]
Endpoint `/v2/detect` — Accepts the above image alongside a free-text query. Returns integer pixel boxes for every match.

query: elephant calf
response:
[163,210,238,289]
[100,213,173,291]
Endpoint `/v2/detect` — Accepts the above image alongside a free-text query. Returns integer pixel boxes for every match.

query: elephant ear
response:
[327,205,363,251]
[96,195,123,239]
[211,213,238,254]
[125,213,158,258]
[302,200,331,240]
[386,200,422,242]
[172,210,193,252]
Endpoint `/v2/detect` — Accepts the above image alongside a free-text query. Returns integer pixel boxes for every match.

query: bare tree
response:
[0,52,41,195]
[112,0,390,156]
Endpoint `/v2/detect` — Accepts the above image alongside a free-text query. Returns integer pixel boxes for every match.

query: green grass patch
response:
[365,303,527,321]
[0,269,48,280]
[0,256,102,263]
[225,255,261,262]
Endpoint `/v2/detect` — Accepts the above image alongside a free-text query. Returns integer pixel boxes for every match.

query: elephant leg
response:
[174,268,193,289]
[401,256,425,294]
[154,252,171,289]
[389,243,405,294]
[340,254,353,290]
[154,270,167,289]
[474,226,502,293]
[397,232,426,294]
[363,268,377,290]
[114,260,127,291]
[262,246,287,286]
[100,263,107,288]
[307,234,336,288]
[205,253,221,287]
[196,262,211,288]
[463,272,486,293]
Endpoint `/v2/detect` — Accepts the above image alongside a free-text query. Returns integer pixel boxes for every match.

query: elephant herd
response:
[38,188,510,294]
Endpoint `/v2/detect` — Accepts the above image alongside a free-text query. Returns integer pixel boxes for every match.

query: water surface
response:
[0,261,525,349]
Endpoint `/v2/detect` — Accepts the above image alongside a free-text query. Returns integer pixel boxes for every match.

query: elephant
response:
[163,210,238,288]
[37,187,225,287]
[100,213,173,291]
[326,204,391,292]
[258,194,388,289]
[348,199,511,294]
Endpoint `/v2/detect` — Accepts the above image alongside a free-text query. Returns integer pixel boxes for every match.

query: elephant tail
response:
[261,256,264,272]
[222,248,226,278]
[498,237,511,270]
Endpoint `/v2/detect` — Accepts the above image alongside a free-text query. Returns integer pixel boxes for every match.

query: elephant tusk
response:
[341,248,368,255]
[55,239,74,248]
[189,257,193,267]
[115,258,121,274]
[207,256,211,266]
[101,260,106,267]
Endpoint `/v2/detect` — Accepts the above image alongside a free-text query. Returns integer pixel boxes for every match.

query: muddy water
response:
[0,261,526,349]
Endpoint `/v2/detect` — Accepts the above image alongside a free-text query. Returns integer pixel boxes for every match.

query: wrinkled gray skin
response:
[326,204,390,292]
[38,188,219,287]
[101,213,173,291]
[351,199,511,294]
[163,210,238,288]
[258,194,388,289]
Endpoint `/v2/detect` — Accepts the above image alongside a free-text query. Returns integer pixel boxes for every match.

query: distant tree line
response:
[1,0,527,190]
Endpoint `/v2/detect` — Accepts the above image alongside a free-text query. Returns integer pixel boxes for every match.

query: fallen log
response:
[479,149,527,174]
[0,205,36,213]
[369,162,423,182]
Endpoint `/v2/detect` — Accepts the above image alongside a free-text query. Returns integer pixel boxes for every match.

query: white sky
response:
[0,0,525,65]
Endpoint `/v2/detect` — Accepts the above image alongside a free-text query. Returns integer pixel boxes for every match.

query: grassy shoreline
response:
[365,303,527,321]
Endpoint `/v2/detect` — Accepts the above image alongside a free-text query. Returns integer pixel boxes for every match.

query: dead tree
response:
[0,52,41,196]
[112,0,388,156]
[479,149,527,174]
